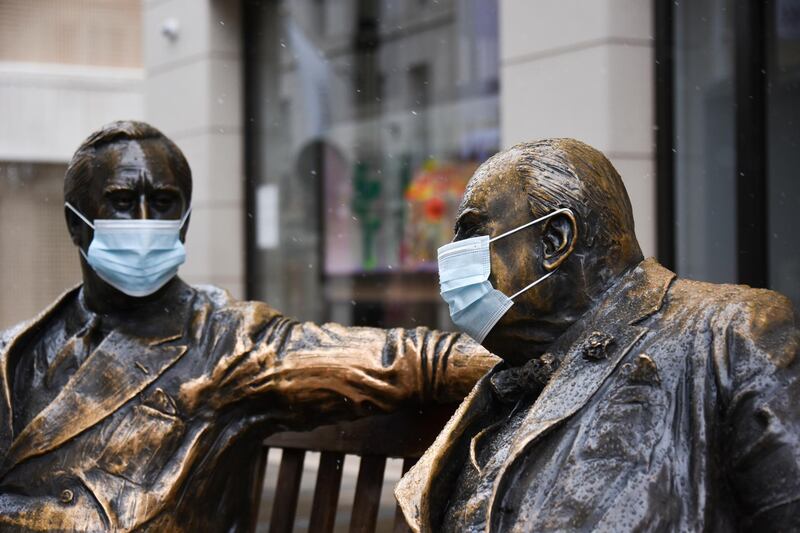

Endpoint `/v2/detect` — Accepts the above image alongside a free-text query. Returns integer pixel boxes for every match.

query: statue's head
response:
[64,121,193,304]
[449,138,643,364]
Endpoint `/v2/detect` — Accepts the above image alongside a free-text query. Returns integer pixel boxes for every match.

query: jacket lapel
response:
[0,285,81,458]
[485,259,675,529]
[395,260,676,533]
[395,366,501,533]
[3,326,188,473]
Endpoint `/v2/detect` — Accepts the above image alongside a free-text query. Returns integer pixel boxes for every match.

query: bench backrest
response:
[253,405,456,533]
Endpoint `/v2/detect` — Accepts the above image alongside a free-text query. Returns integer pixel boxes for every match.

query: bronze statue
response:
[396,139,800,532]
[0,121,497,532]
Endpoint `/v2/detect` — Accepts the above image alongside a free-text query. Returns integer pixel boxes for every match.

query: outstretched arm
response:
[185,302,498,431]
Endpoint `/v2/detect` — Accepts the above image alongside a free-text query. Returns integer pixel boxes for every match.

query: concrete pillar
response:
[499,0,656,258]
[142,0,245,298]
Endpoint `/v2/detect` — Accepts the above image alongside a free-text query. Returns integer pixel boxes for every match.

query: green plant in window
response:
[351,161,382,270]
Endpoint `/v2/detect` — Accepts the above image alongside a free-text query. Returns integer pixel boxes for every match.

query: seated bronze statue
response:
[0,121,496,532]
[396,139,800,532]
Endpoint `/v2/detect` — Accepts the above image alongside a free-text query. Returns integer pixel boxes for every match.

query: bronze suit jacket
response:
[0,282,496,532]
[396,259,800,532]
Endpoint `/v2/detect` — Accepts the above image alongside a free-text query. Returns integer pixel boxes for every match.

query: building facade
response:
[0,0,143,328]
[1,0,798,530]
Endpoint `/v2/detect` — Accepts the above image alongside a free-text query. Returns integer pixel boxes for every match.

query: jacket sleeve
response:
[185,302,498,430]
[720,290,800,531]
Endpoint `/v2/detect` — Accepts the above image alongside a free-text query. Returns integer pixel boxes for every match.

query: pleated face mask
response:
[66,202,191,297]
[437,208,572,343]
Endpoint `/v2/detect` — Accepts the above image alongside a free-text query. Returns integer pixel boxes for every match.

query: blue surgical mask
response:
[66,202,191,297]
[437,208,572,343]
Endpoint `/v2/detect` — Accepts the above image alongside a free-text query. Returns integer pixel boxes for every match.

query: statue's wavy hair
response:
[500,138,642,263]
[64,120,192,210]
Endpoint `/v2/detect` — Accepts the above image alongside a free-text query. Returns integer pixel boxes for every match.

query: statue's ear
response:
[542,209,577,271]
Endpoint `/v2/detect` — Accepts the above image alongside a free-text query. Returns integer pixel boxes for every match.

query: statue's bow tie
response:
[489,353,560,404]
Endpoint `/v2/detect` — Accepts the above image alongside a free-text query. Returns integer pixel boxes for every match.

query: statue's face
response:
[454,153,568,363]
[71,139,189,251]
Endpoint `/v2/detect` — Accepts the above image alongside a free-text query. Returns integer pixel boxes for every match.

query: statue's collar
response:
[75,279,195,343]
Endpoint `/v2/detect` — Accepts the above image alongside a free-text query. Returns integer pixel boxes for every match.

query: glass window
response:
[673,0,737,284]
[768,0,800,311]
[672,0,800,311]
[245,0,500,330]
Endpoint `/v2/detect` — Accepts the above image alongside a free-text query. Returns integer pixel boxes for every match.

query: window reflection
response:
[768,0,800,311]
[246,0,500,328]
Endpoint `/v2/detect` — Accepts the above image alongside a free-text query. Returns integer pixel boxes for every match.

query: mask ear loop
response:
[509,269,557,300]
[65,202,95,230]
[66,202,193,229]
[488,207,573,244]
[179,206,193,229]
[487,207,574,300]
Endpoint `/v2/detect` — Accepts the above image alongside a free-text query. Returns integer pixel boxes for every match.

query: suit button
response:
[59,489,74,504]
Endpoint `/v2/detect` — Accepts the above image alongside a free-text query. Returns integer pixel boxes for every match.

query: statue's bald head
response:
[461,138,642,271]
[455,139,644,362]
[513,138,640,265]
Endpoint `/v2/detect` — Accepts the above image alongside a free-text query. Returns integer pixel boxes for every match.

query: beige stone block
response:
[144,0,213,73]
[609,157,656,259]
[171,132,243,209]
[607,43,655,156]
[181,204,243,283]
[0,65,143,162]
[208,57,243,131]
[206,206,244,280]
[180,216,211,283]
[500,0,652,62]
[144,0,240,74]
[145,57,241,137]
[500,43,653,156]
[145,58,209,135]
[209,0,242,56]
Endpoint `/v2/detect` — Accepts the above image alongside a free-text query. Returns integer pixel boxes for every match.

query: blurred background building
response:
[0,0,798,531]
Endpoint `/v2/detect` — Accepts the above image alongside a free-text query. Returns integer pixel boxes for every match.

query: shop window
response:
[662,0,800,312]
[244,0,500,329]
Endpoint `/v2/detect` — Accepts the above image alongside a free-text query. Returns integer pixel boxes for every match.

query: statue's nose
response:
[136,196,151,220]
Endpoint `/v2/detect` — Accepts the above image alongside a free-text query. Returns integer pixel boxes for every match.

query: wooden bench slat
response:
[249,446,270,533]
[392,458,418,533]
[308,451,345,533]
[348,455,387,533]
[268,448,306,533]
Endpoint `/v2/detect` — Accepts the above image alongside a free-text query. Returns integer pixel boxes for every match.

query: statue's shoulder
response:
[0,286,80,352]
[190,284,283,325]
[666,278,797,363]
[0,320,27,352]
[192,284,236,308]
[669,276,795,322]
